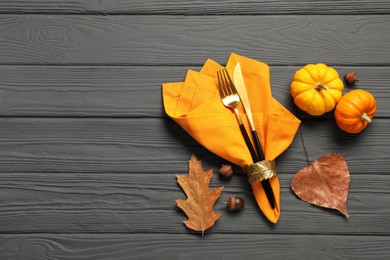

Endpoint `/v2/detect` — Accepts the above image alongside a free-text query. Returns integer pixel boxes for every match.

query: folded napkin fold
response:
[162,53,300,223]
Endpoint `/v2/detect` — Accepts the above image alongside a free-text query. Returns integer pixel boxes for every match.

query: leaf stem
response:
[299,126,311,165]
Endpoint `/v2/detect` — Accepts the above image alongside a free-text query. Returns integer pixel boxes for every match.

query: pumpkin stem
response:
[361,112,372,123]
[314,83,330,91]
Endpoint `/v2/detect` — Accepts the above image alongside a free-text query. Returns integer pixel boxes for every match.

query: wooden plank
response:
[1,234,389,259]
[1,0,390,15]
[1,15,390,65]
[0,65,189,118]
[0,117,387,174]
[0,65,387,118]
[0,172,388,235]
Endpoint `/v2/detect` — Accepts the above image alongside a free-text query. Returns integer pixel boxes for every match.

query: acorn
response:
[344,72,359,86]
[219,164,233,177]
[224,196,245,211]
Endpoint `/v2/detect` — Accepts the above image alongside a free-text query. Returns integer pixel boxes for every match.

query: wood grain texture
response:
[1,234,390,259]
[0,0,389,257]
[1,15,390,65]
[0,65,388,118]
[0,172,388,234]
[0,118,387,174]
[1,0,390,15]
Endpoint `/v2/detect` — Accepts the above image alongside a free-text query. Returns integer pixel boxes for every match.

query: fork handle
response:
[252,130,265,160]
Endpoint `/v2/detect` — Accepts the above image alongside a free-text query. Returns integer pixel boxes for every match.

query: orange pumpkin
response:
[335,89,376,133]
[290,64,344,116]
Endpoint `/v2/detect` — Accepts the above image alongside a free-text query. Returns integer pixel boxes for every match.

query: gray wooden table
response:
[0,1,389,259]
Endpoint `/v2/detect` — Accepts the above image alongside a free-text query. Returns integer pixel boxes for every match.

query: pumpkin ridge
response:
[337,105,359,118]
[303,65,319,82]
[316,64,328,80]
[320,91,337,112]
[325,78,344,91]
[308,92,325,115]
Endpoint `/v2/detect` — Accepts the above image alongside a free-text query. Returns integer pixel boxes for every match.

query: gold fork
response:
[217,69,258,160]
[217,68,275,209]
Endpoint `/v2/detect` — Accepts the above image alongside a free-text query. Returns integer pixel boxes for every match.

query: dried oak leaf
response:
[291,153,350,217]
[176,154,223,235]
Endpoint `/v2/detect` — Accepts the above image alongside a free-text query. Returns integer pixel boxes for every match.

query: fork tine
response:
[221,69,236,96]
[220,69,232,96]
[218,70,224,95]
[223,69,237,95]
[217,71,226,97]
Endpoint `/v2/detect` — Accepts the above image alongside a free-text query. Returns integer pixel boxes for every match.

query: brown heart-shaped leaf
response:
[291,153,350,217]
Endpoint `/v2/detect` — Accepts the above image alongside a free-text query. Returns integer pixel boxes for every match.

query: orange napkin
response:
[162,53,300,223]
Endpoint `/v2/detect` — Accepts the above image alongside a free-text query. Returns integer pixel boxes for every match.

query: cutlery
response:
[217,69,258,160]
[227,63,275,208]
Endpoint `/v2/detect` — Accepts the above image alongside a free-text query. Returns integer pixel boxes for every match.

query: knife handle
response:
[240,126,275,209]
[252,130,265,160]
[252,130,276,209]
[239,123,258,161]
[239,123,275,209]
[261,179,275,209]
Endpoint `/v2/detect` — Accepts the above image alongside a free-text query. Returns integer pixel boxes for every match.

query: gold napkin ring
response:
[245,160,278,184]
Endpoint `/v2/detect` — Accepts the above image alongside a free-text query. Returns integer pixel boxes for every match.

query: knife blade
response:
[234,63,256,132]
[234,62,276,209]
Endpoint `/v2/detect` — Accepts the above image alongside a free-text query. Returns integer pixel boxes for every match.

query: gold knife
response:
[233,62,275,208]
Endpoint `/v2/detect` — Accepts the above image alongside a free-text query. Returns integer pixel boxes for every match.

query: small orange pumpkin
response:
[290,64,344,116]
[335,89,376,133]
